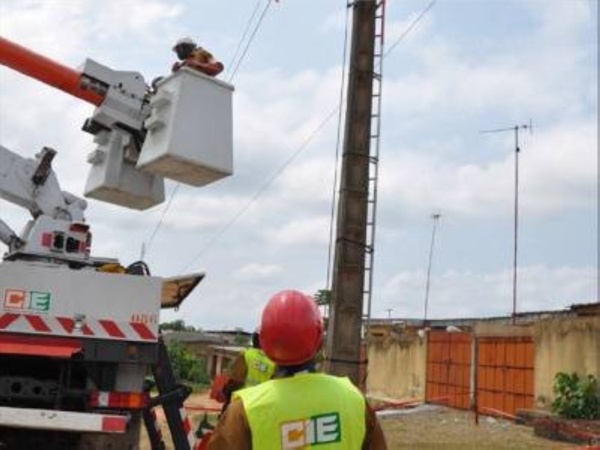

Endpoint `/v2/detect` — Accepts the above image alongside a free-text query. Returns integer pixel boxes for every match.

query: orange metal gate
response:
[476,336,534,417]
[425,330,472,409]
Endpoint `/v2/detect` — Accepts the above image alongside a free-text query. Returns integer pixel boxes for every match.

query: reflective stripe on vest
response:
[243,348,276,388]
[235,372,366,449]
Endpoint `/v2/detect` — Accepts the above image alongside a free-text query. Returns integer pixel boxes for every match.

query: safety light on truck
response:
[89,391,149,409]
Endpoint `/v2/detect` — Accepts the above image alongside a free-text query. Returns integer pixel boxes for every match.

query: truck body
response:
[0,259,160,449]
[0,35,233,449]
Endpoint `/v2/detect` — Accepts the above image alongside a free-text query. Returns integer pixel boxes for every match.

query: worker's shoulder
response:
[227,397,247,417]
[311,374,367,406]
[191,46,213,58]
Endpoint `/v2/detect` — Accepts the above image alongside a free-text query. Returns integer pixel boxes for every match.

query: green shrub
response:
[552,372,600,420]
[166,341,209,385]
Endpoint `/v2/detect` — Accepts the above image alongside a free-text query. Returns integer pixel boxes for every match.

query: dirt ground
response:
[140,394,575,449]
[378,405,575,449]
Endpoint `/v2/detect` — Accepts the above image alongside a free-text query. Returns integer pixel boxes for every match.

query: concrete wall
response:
[366,333,427,401]
[366,313,599,408]
[533,316,600,408]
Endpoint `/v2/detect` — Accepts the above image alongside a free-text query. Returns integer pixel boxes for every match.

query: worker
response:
[171,37,224,77]
[205,290,388,449]
[219,328,276,411]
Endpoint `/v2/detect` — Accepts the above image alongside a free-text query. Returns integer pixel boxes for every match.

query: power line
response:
[143,183,181,258]
[225,0,263,80]
[228,0,274,83]
[142,1,275,257]
[179,106,339,274]
[384,0,436,58]
[326,1,353,290]
[178,0,437,271]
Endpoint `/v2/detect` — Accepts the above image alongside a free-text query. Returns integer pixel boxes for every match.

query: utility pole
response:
[481,122,532,323]
[423,212,441,323]
[326,0,378,386]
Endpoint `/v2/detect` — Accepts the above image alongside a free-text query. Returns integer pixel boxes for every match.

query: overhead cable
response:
[179,106,339,274]
[142,0,275,257]
[179,0,437,271]
[384,0,437,58]
[228,0,274,83]
[326,1,353,290]
[143,183,181,258]
[225,0,264,80]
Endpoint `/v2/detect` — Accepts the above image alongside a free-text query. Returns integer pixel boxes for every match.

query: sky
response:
[0,0,597,330]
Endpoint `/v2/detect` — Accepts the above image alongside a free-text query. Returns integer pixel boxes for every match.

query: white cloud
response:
[233,66,342,160]
[319,8,348,34]
[378,120,596,220]
[273,157,337,205]
[522,122,597,211]
[379,265,597,319]
[385,7,434,50]
[0,0,596,333]
[91,0,184,42]
[159,193,263,232]
[0,1,89,61]
[267,216,331,247]
[529,0,593,39]
[234,263,282,281]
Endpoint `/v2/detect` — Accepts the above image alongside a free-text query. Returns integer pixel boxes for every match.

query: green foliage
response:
[552,372,600,420]
[159,319,197,332]
[166,340,209,384]
[314,289,332,306]
[233,327,250,346]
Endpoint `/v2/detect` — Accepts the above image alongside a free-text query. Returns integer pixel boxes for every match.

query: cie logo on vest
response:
[280,412,341,448]
[251,360,270,373]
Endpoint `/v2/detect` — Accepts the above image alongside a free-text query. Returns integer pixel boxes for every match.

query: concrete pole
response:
[325,0,377,386]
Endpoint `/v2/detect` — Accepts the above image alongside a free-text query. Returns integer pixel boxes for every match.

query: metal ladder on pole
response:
[362,0,386,340]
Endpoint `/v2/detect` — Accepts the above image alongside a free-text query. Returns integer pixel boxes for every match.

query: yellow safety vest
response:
[235,372,366,449]
[243,348,276,388]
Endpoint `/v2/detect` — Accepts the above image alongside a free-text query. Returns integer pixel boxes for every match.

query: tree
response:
[165,341,209,384]
[159,319,197,332]
[314,289,332,307]
[233,327,250,346]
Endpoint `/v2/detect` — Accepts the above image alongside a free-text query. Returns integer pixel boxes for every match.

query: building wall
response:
[366,313,599,408]
[174,342,234,376]
[533,315,600,408]
[366,333,427,401]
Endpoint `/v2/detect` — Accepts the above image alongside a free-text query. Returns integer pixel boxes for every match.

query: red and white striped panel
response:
[0,406,127,433]
[0,313,157,342]
[149,408,163,442]
[180,407,197,449]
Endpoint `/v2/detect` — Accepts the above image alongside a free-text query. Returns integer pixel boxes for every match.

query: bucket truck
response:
[0,36,234,449]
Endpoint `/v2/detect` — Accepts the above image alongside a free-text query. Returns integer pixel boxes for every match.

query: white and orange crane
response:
[0,35,233,450]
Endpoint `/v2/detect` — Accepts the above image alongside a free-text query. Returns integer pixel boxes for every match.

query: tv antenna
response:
[480,120,533,323]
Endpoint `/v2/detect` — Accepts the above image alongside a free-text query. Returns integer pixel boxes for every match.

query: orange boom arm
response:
[0,36,104,106]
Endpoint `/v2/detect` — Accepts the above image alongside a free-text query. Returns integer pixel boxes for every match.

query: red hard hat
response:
[260,290,323,366]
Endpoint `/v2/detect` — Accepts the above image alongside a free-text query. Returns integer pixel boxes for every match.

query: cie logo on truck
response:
[4,289,52,312]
